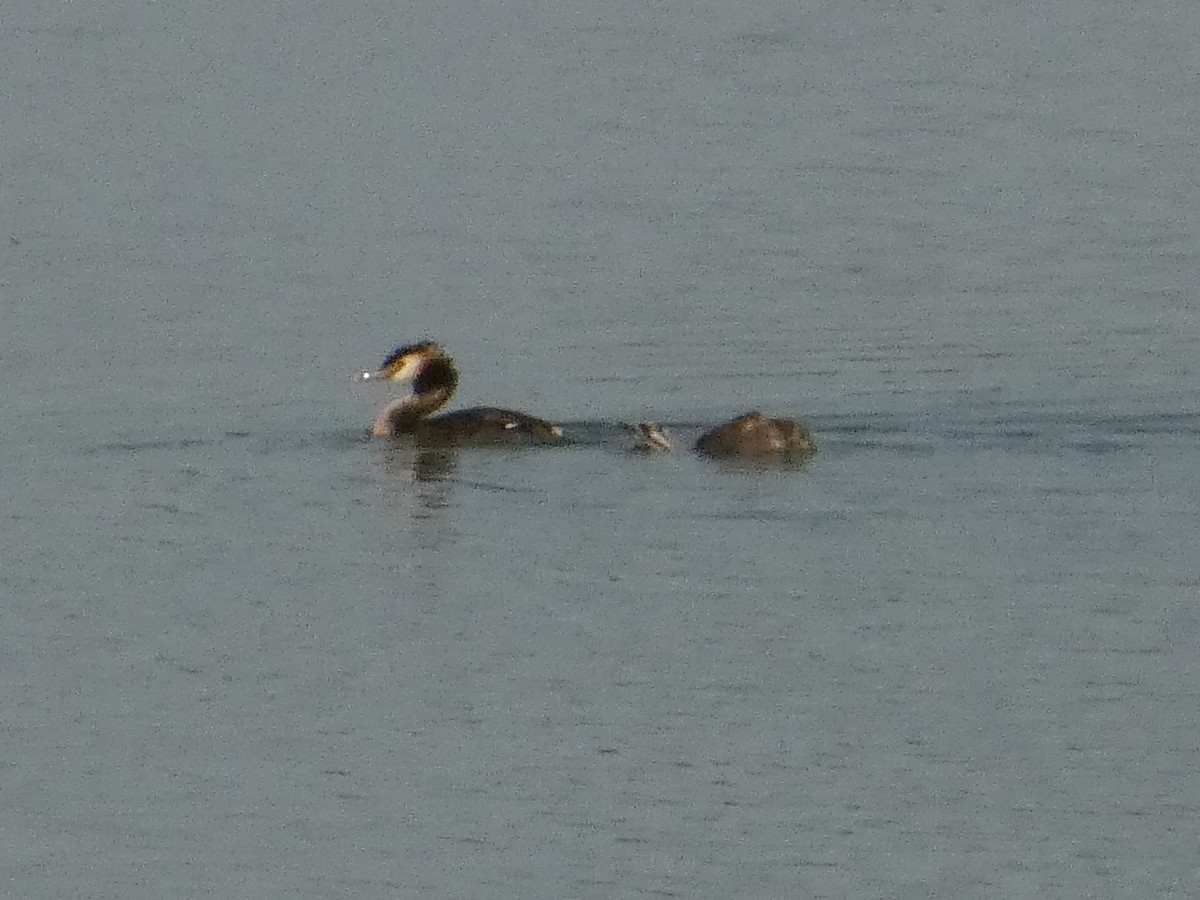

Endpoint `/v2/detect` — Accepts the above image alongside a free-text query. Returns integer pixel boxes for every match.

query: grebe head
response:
[364,341,460,437]
[361,340,445,383]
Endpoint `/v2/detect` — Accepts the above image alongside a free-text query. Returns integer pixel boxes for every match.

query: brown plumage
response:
[694,411,815,459]
[363,341,563,444]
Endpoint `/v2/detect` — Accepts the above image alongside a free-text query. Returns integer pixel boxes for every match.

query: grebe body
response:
[364,341,563,444]
[694,412,815,459]
[395,407,564,444]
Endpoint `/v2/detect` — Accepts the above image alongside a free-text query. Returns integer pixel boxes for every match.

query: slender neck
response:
[372,356,459,436]
[372,386,453,435]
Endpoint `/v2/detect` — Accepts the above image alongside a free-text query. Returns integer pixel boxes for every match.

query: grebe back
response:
[694,411,815,459]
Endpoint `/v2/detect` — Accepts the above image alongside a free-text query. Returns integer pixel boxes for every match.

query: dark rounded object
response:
[694,411,815,459]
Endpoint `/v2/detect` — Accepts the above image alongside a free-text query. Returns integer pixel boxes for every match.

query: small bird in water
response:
[626,422,675,453]
[694,411,815,459]
[361,341,563,444]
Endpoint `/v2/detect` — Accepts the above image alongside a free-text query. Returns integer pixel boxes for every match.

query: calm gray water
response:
[4,1,1199,897]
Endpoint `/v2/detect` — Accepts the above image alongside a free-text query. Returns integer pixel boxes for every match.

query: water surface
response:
[3,1,1199,897]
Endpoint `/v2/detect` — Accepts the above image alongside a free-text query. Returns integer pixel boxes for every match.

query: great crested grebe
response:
[694,411,816,459]
[362,341,564,444]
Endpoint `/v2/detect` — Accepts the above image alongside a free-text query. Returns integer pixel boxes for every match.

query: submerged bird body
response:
[365,341,563,444]
[694,411,815,459]
[626,422,674,453]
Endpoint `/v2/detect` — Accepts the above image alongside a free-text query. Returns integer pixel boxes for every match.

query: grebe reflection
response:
[362,341,563,444]
[694,412,815,459]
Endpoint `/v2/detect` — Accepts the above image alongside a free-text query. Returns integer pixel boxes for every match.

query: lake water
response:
[3,1,1199,897]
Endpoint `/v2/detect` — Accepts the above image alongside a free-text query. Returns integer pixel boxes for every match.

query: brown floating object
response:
[694,411,815,459]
